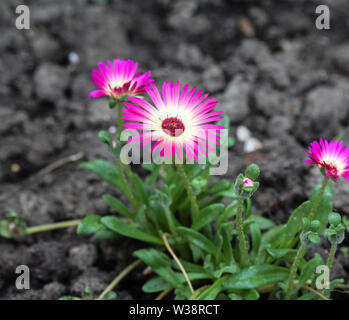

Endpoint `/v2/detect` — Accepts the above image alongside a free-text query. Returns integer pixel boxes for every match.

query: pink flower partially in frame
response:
[122,81,225,162]
[243,178,254,187]
[88,59,153,100]
[305,138,349,181]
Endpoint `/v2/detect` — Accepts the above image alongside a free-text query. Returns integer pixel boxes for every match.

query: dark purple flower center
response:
[161,117,185,137]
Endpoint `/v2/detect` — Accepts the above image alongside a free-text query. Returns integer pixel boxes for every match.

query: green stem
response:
[116,157,138,211]
[308,176,329,221]
[236,199,250,268]
[124,163,136,187]
[326,243,337,272]
[25,219,81,235]
[117,100,123,138]
[97,259,142,300]
[285,244,306,300]
[116,100,137,207]
[176,164,200,220]
[164,207,177,236]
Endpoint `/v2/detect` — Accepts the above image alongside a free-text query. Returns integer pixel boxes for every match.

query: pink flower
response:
[305,138,349,181]
[122,81,225,162]
[243,178,253,187]
[88,59,153,100]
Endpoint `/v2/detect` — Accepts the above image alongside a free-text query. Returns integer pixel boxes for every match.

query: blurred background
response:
[0,0,348,299]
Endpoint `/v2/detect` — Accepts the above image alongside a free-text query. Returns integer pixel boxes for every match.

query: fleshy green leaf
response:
[77,215,104,235]
[142,277,172,293]
[196,276,227,300]
[94,229,118,241]
[281,201,312,248]
[103,195,134,220]
[134,249,183,289]
[192,204,224,231]
[224,265,289,289]
[133,173,149,205]
[79,160,122,190]
[101,216,163,245]
[252,216,275,230]
[311,182,333,231]
[295,253,323,292]
[177,226,216,255]
[217,201,237,230]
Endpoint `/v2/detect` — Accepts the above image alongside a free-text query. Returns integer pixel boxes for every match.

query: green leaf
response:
[265,247,296,259]
[101,216,163,245]
[217,201,237,230]
[94,229,118,241]
[133,173,149,205]
[0,220,11,239]
[103,195,134,220]
[281,201,312,248]
[77,215,104,235]
[252,216,275,230]
[79,160,122,190]
[311,182,333,231]
[261,225,286,247]
[196,276,227,300]
[250,222,261,259]
[177,226,216,255]
[224,265,289,289]
[229,289,260,300]
[134,249,182,289]
[202,180,231,196]
[142,277,172,293]
[295,253,323,292]
[221,227,234,265]
[192,204,224,231]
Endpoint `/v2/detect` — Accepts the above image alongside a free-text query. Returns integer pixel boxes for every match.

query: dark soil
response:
[0,0,349,300]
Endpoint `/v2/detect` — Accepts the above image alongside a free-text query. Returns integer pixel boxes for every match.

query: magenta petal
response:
[88,90,108,98]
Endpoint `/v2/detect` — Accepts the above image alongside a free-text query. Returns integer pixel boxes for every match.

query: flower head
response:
[122,81,225,162]
[305,138,349,181]
[88,59,153,100]
[243,178,254,187]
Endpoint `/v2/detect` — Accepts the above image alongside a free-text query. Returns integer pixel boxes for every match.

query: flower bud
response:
[328,212,341,227]
[310,220,320,232]
[245,163,260,180]
[243,178,253,187]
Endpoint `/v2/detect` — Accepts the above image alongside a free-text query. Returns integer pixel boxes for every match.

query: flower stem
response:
[176,164,200,220]
[117,99,123,138]
[236,198,250,268]
[116,100,137,207]
[97,259,142,300]
[285,244,306,300]
[308,176,329,221]
[25,219,81,235]
[285,176,330,300]
[326,243,337,272]
[116,157,138,211]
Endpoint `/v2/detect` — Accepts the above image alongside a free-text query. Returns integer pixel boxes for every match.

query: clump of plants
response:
[1,59,348,300]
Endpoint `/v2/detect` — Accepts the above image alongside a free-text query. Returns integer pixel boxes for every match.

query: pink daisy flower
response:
[305,138,349,181]
[122,81,225,162]
[88,59,153,100]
